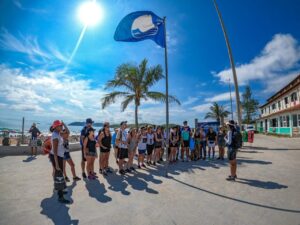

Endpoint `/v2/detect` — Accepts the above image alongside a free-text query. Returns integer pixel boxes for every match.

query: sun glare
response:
[77,1,104,27]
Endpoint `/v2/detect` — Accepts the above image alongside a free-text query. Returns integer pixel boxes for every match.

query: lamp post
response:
[228,78,233,120]
[213,0,242,126]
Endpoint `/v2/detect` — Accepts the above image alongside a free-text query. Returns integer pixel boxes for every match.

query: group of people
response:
[48,118,240,204]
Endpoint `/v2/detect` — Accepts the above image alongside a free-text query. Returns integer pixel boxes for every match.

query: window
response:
[298,115,300,127]
[269,106,271,113]
[292,115,297,127]
[287,115,290,127]
[278,101,281,110]
[279,116,283,127]
[272,104,276,110]
[271,118,277,127]
[291,92,298,102]
[261,109,264,115]
[284,97,289,105]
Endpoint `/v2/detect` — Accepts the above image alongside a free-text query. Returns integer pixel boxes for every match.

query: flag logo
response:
[131,15,159,38]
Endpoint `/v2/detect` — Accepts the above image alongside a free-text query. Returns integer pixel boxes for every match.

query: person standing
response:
[49,120,70,204]
[146,126,155,165]
[116,121,129,175]
[80,118,94,179]
[83,127,97,180]
[98,122,112,176]
[181,121,191,162]
[29,123,40,156]
[61,122,81,182]
[137,127,147,168]
[217,126,226,160]
[169,126,179,163]
[194,128,201,160]
[112,128,119,164]
[127,128,138,171]
[199,127,207,160]
[225,120,238,181]
[154,126,163,165]
[207,127,217,160]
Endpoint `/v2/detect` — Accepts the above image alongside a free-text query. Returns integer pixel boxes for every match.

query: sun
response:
[77,1,104,27]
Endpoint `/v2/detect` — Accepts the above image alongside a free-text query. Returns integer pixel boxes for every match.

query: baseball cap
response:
[86,118,94,124]
[120,121,127,126]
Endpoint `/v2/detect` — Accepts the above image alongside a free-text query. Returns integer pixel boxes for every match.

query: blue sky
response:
[0,0,300,129]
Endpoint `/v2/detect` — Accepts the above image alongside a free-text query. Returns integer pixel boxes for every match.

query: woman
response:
[217,126,226,160]
[137,127,147,168]
[199,127,207,160]
[169,126,179,163]
[83,128,97,180]
[98,122,111,176]
[154,126,163,165]
[225,120,238,181]
[127,128,138,171]
[146,126,155,165]
[49,120,69,204]
[112,128,118,164]
[194,128,201,160]
[62,122,81,182]
[207,127,217,160]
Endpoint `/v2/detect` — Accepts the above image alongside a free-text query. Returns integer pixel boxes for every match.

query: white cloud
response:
[205,92,235,102]
[182,96,198,106]
[13,0,48,14]
[191,103,212,113]
[215,34,300,86]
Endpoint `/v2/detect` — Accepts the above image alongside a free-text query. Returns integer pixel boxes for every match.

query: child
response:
[189,136,196,161]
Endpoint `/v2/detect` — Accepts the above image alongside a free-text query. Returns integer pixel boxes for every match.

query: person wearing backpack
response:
[225,120,239,181]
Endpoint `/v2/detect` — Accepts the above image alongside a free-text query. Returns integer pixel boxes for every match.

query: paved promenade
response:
[0,134,299,225]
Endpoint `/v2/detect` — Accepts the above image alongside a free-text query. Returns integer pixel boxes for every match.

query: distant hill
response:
[68,122,104,127]
[69,122,182,129]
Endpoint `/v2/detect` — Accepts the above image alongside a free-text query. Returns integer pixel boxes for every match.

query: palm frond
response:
[101,91,129,109]
[145,91,181,105]
[121,95,135,112]
[142,65,164,89]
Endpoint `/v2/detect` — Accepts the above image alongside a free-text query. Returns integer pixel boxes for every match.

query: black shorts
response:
[118,148,128,159]
[169,142,178,148]
[49,154,64,172]
[183,140,189,147]
[146,144,154,155]
[227,147,237,160]
[81,146,86,162]
[155,143,162,149]
[100,147,111,153]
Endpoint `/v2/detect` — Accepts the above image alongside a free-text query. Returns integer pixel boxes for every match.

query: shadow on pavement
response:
[40,182,79,225]
[85,179,112,203]
[237,159,272,165]
[171,177,300,214]
[236,178,288,189]
[105,173,131,196]
[22,156,37,162]
[246,146,300,151]
[126,172,159,194]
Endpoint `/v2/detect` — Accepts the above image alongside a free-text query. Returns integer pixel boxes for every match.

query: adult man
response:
[116,121,129,175]
[80,118,94,178]
[225,120,238,181]
[29,123,40,156]
[181,121,191,162]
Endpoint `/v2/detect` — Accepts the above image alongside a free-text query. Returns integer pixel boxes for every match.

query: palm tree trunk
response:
[135,103,139,129]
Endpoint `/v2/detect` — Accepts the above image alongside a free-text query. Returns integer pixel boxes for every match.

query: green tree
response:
[101,59,181,128]
[241,85,259,124]
[204,102,230,125]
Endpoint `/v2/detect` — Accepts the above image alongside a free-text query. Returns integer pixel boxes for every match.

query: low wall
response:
[0,143,81,156]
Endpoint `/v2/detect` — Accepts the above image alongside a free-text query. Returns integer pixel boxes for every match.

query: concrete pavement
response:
[0,134,299,225]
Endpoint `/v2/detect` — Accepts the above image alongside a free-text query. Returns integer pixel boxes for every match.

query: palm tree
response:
[205,102,230,125]
[101,59,181,128]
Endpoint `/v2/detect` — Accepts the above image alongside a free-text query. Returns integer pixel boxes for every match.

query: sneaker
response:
[226,176,236,181]
[228,175,237,179]
[58,197,71,204]
[146,161,150,166]
[99,169,103,174]
[153,162,156,166]
[93,173,98,178]
[73,176,81,181]
[106,168,113,173]
[160,158,164,162]
[138,165,141,169]
[125,168,131,173]
[130,167,136,171]
[157,160,161,164]
[142,164,147,168]
[103,170,108,176]
[217,157,221,160]
[82,173,87,179]
[119,169,125,175]
[65,176,70,182]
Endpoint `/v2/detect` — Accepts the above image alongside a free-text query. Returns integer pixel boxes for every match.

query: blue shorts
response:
[138,149,146,155]
[64,152,71,160]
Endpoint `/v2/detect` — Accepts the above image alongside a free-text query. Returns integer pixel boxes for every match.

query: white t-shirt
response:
[147,133,154,145]
[50,131,65,157]
[138,134,147,150]
[117,129,128,149]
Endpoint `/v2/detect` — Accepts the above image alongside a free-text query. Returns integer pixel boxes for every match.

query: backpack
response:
[232,129,242,149]
[43,137,52,155]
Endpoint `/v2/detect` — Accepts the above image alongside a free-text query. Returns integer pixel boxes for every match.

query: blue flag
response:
[114,11,166,48]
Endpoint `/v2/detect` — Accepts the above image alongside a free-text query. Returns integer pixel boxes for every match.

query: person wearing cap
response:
[83,127,98,180]
[80,118,94,179]
[98,122,112,176]
[116,121,129,175]
[49,120,70,204]
[225,120,238,181]
[29,123,41,157]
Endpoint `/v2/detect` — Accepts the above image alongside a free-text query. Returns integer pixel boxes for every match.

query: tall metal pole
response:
[21,117,25,144]
[228,78,233,120]
[213,0,242,126]
[163,17,170,177]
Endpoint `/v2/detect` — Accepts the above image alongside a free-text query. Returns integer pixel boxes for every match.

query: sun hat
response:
[51,120,63,129]
[86,118,94,124]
